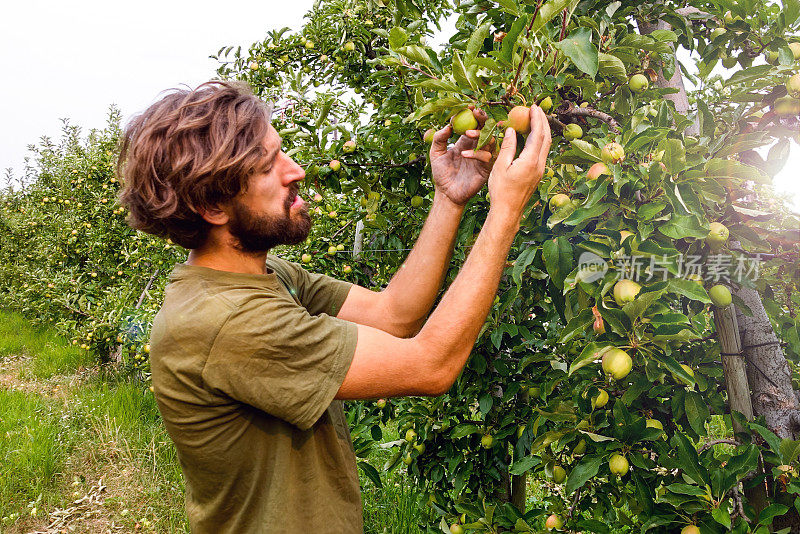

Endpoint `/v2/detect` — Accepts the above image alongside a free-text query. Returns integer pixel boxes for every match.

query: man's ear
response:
[197,203,230,226]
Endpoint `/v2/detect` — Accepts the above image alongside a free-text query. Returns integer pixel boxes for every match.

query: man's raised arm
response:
[336,106,551,400]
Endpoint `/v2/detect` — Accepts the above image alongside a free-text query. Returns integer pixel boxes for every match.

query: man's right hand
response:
[487,105,552,221]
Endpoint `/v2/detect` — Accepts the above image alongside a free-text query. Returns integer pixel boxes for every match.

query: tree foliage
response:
[2,0,800,531]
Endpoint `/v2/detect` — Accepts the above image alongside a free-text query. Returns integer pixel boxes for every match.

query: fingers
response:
[472,107,489,128]
[430,124,452,160]
[495,127,517,169]
[520,106,551,162]
[460,149,493,163]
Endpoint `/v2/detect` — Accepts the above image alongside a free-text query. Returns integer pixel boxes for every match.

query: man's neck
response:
[186,248,271,275]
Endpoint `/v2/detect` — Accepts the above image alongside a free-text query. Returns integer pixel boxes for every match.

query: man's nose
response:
[282,153,306,184]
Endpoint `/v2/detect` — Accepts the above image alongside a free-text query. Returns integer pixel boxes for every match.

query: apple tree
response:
[219,0,800,531]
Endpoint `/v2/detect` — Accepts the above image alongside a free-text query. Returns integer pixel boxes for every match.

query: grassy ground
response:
[0,310,426,533]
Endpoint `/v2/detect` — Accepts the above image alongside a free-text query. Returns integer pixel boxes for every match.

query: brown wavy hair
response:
[117,81,274,249]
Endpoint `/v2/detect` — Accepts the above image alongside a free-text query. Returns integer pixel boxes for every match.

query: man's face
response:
[227,125,311,254]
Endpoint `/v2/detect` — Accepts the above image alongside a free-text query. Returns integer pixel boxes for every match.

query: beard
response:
[227,190,311,254]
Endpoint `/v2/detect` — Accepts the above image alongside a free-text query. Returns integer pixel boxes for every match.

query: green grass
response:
[0,310,92,379]
[360,421,435,533]
[0,309,429,532]
[0,389,78,522]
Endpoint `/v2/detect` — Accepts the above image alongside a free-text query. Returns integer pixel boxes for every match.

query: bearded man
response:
[117,80,550,533]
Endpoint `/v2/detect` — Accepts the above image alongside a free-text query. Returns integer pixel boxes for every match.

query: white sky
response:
[2,0,798,212]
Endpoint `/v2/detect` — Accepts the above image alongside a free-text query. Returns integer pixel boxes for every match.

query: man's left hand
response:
[429,106,496,207]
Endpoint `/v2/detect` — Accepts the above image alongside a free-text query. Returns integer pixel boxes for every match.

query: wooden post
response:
[353,219,365,260]
[713,305,753,433]
[511,473,527,512]
[713,303,768,517]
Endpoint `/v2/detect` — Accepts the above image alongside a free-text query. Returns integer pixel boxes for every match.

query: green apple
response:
[344,41,356,52]
[563,123,583,140]
[552,465,567,483]
[786,74,800,99]
[593,388,609,408]
[646,418,663,431]
[343,140,357,153]
[327,245,337,255]
[602,348,633,380]
[305,40,315,49]
[329,159,342,172]
[790,42,800,60]
[343,265,352,274]
[320,54,329,62]
[410,195,424,208]
[506,106,531,134]
[481,434,494,449]
[423,128,436,143]
[545,514,563,530]
[301,253,312,263]
[587,162,609,180]
[681,525,700,534]
[601,142,625,164]
[376,398,386,408]
[709,284,732,307]
[539,96,553,113]
[629,74,649,93]
[405,429,417,442]
[613,279,641,306]
[449,524,464,534]
[706,222,729,248]
[549,193,571,211]
[451,109,478,135]
[609,454,629,475]
[327,211,338,219]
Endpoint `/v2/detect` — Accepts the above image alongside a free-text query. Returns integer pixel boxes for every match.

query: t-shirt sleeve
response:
[201,294,358,430]
[278,258,353,317]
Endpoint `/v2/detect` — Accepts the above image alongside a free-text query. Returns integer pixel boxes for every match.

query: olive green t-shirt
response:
[148,255,361,533]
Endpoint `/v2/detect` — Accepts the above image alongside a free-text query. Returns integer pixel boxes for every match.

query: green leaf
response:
[500,15,528,65]
[712,506,732,529]
[684,391,710,436]
[569,342,613,375]
[569,139,602,161]
[669,278,711,303]
[758,504,789,525]
[597,52,627,81]
[531,0,579,34]
[510,455,541,475]
[566,455,603,493]
[658,138,686,173]
[358,461,383,488]
[554,27,598,78]
[452,52,476,91]
[395,45,433,68]
[779,439,800,465]
[674,432,709,484]
[389,27,409,49]
[658,214,708,240]
[466,20,493,64]
[751,423,782,457]
[725,64,773,87]
[451,424,481,439]
[543,236,574,290]
[496,0,520,16]
[559,308,594,343]
[563,203,612,226]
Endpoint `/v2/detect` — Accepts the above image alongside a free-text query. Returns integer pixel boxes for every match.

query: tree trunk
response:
[735,284,800,531]
[735,285,799,439]
[635,18,700,137]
